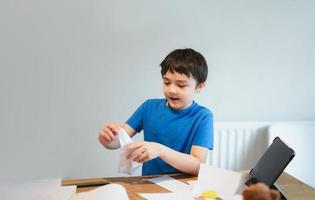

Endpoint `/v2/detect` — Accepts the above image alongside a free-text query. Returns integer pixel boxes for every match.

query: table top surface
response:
[62,172,315,200]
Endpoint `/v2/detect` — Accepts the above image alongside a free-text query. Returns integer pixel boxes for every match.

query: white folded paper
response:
[117,128,141,175]
[193,164,245,198]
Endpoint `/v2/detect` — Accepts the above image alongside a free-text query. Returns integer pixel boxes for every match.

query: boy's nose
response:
[169,86,177,94]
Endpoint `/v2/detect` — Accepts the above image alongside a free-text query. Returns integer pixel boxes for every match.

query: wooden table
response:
[62,173,315,200]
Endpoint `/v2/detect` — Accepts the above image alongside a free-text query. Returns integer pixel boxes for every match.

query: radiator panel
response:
[207,123,269,171]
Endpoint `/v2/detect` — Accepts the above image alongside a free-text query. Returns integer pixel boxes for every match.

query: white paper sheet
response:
[0,179,76,200]
[193,164,243,198]
[139,190,194,200]
[117,128,141,175]
[186,180,196,190]
[71,184,129,200]
[146,175,191,192]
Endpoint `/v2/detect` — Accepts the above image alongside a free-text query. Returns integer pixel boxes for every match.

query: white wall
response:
[0,0,315,181]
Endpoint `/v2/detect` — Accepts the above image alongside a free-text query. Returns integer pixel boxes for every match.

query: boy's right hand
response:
[98,123,121,148]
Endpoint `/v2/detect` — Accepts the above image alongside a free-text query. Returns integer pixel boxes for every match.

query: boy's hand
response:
[98,123,120,147]
[126,141,162,163]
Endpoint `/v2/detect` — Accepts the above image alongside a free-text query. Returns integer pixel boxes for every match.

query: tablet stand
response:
[246,177,287,200]
[271,183,287,200]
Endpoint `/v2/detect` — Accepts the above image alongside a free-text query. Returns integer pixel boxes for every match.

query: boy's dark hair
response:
[160,48,208,85]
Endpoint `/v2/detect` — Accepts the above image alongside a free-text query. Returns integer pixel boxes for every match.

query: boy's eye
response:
[163,82,170,85]
[178,85,187,88]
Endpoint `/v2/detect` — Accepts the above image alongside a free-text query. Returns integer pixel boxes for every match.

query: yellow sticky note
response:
[201,190,218,199]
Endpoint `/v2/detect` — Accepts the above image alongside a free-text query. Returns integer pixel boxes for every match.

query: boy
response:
[99,48,213,175]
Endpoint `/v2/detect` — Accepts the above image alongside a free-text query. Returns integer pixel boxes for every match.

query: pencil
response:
[64,180,110,188]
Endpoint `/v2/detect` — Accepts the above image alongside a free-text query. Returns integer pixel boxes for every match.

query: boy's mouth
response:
[169,97,179,101]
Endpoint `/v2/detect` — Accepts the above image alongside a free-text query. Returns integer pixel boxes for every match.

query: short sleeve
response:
[126,100,148,133]
[192,110,214,150]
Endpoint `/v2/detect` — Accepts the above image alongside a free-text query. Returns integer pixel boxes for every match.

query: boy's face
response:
[162,71,204,110]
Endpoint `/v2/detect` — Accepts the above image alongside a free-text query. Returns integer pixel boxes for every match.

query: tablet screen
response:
[249,137,295,186]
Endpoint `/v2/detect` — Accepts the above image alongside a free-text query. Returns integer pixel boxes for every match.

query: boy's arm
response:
[127,143,208,175]
[160,145,208,175]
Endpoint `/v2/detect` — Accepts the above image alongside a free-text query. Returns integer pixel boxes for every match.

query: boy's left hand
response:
[126,141,162,163]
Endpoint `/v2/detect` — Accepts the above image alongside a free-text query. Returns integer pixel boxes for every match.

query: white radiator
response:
[207,122,270,171]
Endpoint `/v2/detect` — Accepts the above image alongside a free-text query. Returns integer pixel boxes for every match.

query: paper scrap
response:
[117,128,141,175]
[138,190,194,200]
[147,175,190,192]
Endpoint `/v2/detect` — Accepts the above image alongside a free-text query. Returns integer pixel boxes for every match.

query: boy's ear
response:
[196,82,205,93]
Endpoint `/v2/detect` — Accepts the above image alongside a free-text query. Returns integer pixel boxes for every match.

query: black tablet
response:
[249,137,295,186]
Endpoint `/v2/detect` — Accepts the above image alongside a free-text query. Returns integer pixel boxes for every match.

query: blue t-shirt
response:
[126,98,213,175]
